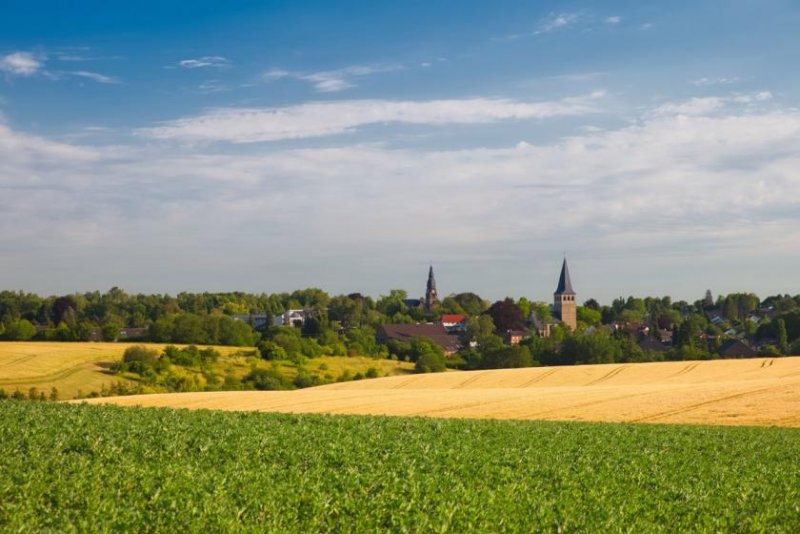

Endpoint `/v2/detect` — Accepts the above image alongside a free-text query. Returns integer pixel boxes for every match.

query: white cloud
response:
[140,92,606,143]
[0,51,43,76]
[651,92,773,117]
[3,101,800,298]
[70,70,120,84]
[605,16,621,24]
[178,56,230,69]
[535,12,583,34]
[263,64,403,92]
[692,76,741,87]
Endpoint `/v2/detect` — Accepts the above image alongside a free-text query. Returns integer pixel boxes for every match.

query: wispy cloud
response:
[605,16,622,24]
[263,64,403,92]
[651,91,772,117]
[3,99,800,297]
[70,70,120,84]
[535,12,584,34]
[140,92,606,143]
[0,51,43,76]
[178,56,230,69]
[692,76,741,87]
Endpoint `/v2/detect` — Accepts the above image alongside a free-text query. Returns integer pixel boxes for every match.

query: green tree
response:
[3,319,36,341]
[777,319,789,354]
[414,352,447,373]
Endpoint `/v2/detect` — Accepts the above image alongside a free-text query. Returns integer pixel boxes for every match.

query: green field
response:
[2,402,799,532]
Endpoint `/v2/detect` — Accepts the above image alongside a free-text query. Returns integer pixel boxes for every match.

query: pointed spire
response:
[426,265,436,292]
[555,258,575,295]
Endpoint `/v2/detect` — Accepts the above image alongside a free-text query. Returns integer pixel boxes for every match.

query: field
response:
[0,342,247,399]
[1,401,799,531]
[87,357,800,427]
[0,342,413,399]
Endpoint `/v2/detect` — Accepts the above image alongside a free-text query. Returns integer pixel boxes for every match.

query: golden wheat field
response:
[0,342,244,399]
[83,357,800,427]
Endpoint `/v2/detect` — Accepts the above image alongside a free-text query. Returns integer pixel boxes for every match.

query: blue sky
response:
[1,0,799,303]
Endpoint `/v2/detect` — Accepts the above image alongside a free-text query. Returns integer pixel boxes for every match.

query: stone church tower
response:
[424,265,439,312]
[554,258,577,330]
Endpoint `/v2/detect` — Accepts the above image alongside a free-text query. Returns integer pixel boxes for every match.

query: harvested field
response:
[85,356,800,427]
[0,342,245,399]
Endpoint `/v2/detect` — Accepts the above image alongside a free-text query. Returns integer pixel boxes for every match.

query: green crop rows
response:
[1,401,799,532]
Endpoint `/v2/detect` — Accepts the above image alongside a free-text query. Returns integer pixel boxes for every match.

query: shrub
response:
[415,352,447,373]
[122,346,160,374]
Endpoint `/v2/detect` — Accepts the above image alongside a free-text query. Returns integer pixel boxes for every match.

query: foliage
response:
[2,402,800,531]
[2,318,37,341]
[486,298,525,332]
[414,352,447,373]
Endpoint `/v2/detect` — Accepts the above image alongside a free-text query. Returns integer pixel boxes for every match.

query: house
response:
[440,314,467,333]
[657,329,674,345]
[274,309,307,327]
[377,324,461,355]
[706,310,725,326]
[718,339,756,358]
[119,327,147,340]
[504,329,530,346]
[530,312,559,338]
[232,313,270,331]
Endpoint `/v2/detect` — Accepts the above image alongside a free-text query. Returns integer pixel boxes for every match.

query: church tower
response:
[554,258,577,330]
[424,265,439,312]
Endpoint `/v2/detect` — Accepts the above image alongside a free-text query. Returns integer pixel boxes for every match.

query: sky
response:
[1,0,799,303]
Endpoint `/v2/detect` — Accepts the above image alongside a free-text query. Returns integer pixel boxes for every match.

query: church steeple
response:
[424,265,438,312]
[553,258,577,330]
[554,258,575,296]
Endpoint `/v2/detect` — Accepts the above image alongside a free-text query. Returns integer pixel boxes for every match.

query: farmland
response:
[0,342,413,399]
[1,401,799,531]
[0,342,247,399]
[88,356,800,427]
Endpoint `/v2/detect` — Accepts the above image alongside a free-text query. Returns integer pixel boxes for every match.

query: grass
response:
[1,401,799,532]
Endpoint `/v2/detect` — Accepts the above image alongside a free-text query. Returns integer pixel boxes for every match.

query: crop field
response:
[88,357,800,427]
[0,342,246,399]
[0,342,414,399]
[1,401,799,532]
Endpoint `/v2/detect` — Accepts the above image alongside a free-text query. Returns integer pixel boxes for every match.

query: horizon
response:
[2,1,799,302]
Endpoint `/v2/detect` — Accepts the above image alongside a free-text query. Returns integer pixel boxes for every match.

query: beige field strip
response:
[81,357,800,427]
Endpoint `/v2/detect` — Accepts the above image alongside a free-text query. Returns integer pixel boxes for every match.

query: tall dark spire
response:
[424,265,438,312]
[426,265,436,292]
[554,258,575,295]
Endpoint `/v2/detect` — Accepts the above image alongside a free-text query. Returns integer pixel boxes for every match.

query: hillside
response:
[0,342,414,399]
[0,342,251,399]
[86,357,800,427]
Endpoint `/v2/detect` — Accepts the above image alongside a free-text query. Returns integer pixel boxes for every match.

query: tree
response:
[486,298,525,332]
[3,319,36,341]
[777,319,789,354]
[121,346,160,373]
[450,292,487,317]
[480,345,533,369]
[414,352,446,373]
[703,289,714,309]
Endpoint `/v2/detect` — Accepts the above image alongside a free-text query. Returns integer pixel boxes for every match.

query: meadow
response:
[1,401,799,532]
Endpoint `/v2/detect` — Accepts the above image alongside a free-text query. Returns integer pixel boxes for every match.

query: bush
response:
[122,346,160,374]
[415,352,447,373]
[243,368,293,391]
